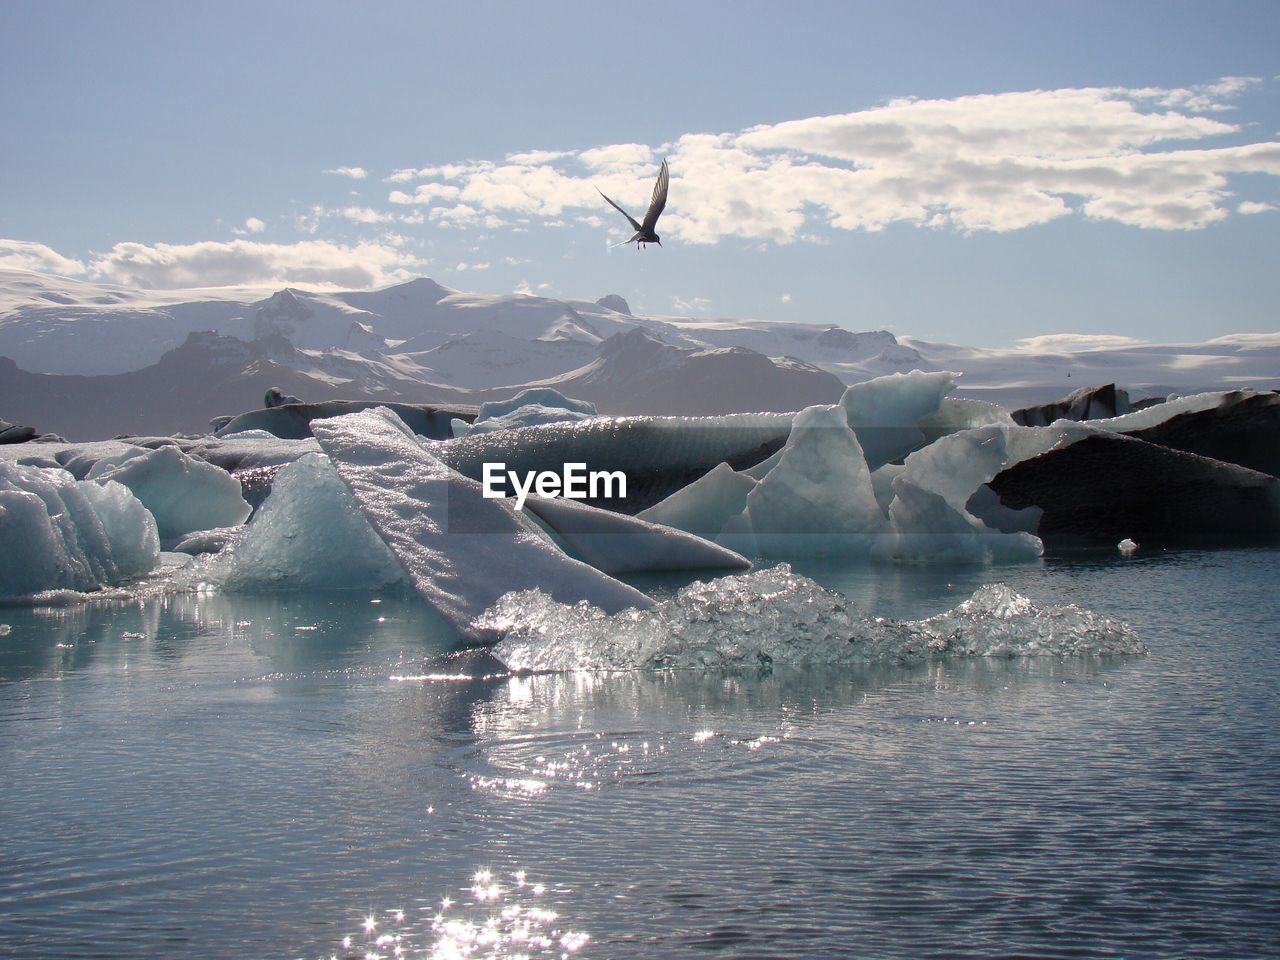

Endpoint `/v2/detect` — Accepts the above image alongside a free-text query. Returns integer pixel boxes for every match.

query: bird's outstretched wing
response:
[640,159,669,232]
[596,188,642,233]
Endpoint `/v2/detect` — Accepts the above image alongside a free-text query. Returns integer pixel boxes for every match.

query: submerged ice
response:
[479,564,1145,672]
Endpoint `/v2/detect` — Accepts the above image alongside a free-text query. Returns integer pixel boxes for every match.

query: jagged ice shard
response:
[308,406,653,640]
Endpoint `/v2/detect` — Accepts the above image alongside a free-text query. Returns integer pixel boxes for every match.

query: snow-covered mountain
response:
[1,268,1277,438]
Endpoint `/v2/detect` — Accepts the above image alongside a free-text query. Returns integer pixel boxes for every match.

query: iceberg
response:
[479,564,1144,672]
[452,388,599,437]
[309,406,653,640]
[0,461,158,599]
[839,370,958,470]
[86,444,251,544]
[745,404,889,557]
[877,425,1043,563]
[210,453,407,592]
[475,388,597,422]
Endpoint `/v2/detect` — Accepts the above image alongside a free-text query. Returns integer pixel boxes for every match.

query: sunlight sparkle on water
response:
[334,866,586,959]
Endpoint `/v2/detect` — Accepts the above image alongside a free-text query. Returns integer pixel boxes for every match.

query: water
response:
[2,549,1278,959]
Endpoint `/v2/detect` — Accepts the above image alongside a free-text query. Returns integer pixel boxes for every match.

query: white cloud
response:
[373,79,1279,243]
[781,292,792,303]
[1238,200,1277,215]
[388,183,463,205]
[0,239,87,276]
[672,295,712,315]
[506,149,571,166]
[244,216,266,233]
[340,206,394,224]
[324,166,368,180]
[89,239,420,290]
[1014,333,1148,353]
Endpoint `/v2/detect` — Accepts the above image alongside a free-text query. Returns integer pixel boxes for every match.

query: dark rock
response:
[1119,390,1280,478]
[1012,384,1131,426]
[988,432,1280,548]
[0,418,37,444]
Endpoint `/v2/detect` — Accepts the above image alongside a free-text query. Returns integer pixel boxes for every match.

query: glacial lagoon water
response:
[2,548,1278,959]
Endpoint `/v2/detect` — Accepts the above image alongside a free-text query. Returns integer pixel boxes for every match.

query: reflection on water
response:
[2,549,1279,958]
[329,866,588,960]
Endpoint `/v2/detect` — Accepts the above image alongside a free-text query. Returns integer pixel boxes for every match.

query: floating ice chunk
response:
[463,403,598,436]
[746,405,889,557]
[878,425,1043,563]
[450,417,472,438]
[87,445,251,543]
[523,494,750,574]
[475,388,597,422]
[480,564,1144,672]
[897,583,1144,658]
[310,407,653,640]
[839,370,959,470]
[1118,538,1139,555]
[636,462,758,540]
[210,453,407,592]
[0,461,158,598]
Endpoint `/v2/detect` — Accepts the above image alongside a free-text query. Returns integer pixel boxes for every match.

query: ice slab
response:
[479,564,1145,672]
[746,404,889,557]
[0,461,158,598]
[523,494,750,574]
[86,444,251,543]
[636,462,757,540]
[210,453,407,592]
[309,406,653,640]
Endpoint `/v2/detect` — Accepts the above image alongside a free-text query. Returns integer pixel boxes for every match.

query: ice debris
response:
[0,461,158,598]
[480,564,1145,672]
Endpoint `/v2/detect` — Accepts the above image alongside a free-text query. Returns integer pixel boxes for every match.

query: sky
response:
[1,0,1278,346]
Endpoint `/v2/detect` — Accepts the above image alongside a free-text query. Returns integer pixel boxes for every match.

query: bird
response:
[597,159,668,248]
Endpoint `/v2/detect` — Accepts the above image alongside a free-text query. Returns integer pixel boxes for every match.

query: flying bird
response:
[597,159,668,248]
